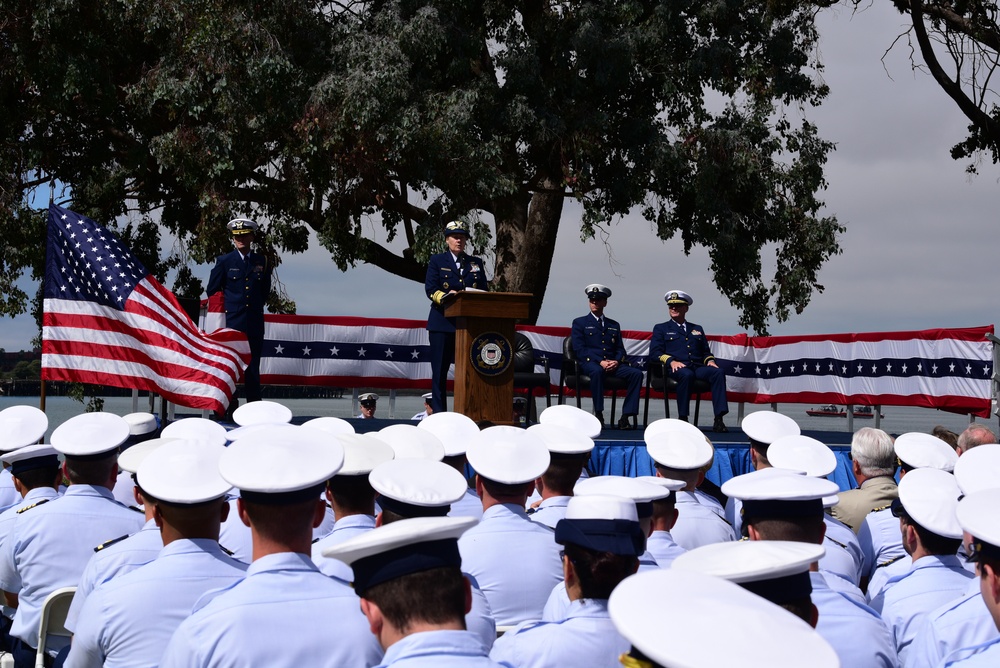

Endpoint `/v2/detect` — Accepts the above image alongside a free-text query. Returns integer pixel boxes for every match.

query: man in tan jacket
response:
[831,428,898,533]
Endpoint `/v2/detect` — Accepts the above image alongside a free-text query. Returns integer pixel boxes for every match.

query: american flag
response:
[42,204,250,413]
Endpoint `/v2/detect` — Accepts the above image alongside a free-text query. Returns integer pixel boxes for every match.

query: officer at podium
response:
[424,221,489,414]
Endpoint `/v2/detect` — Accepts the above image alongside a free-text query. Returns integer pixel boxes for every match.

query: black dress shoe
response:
[618,414,637,431]
[713,417,729,433]
[595,412,605,426]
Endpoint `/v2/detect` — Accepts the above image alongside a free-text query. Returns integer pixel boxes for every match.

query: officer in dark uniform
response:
[649,290,729,432]
[425,221,489,413]
[570,284,643,429]
[207,218,271,405]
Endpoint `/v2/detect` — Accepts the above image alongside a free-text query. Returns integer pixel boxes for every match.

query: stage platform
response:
[261,416,860,494]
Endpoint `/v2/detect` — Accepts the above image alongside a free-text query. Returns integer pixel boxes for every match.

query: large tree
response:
[871,0,1000,168]
[1,0,842,334]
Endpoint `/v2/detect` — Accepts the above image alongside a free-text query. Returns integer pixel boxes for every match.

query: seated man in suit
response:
[649,290,729,432]
[570,284,643,430]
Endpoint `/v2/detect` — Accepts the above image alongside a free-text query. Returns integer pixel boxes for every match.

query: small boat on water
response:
[806,404,884,419]
[806,405,846,417]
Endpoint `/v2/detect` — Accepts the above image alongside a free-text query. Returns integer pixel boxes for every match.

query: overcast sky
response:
[3,3,998,351]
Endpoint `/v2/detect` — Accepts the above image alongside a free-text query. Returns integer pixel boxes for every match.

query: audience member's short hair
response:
[931,426,959,451]
[958,424,997,454]
[744,515,825,544]
[563,543,638,600]
[850,428,896,477]
[361,566,466,632]
[327,475,377,514]
[64,453,118,486]
[540,453,589,496]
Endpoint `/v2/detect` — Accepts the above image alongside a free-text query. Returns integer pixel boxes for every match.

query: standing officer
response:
[207,218,271,407]
[570,284,643,429]
[425,221,489,414]
[357,393,379,419]
[649,290,729,432]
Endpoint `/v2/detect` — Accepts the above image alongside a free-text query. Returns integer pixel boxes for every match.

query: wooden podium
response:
[445,292,532,424]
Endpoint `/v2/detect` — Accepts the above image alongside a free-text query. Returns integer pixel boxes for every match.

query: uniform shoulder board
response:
[826,536,848,550]
[311,536,321,544]
[219,544,235,557]
[875,555,904,570]
[16,499,50,514]
[872,504,892,512]
[525,507,537,515]
[94,534,130,552]
[128,505,143,513]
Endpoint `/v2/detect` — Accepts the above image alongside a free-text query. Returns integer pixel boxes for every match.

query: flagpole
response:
[40,177,55,417]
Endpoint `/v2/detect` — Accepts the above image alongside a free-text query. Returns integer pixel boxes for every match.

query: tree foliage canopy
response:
[2,0,842,334]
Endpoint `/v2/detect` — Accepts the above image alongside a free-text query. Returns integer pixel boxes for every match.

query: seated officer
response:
[649,290,729,432]
[358,393,379,419]
[570,284,643,430]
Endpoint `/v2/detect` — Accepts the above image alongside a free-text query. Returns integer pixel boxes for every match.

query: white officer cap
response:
[576,475,672,520]
[417,412,480,457]
[123,412,158,436]
[421,392,433,402]
[1,443,60,477]
[636,476,686,493]
[118,438,175,474]
[584,283,612,300]
[556,495,646,556]
[160,418,228,447]
[664,290,693,306]
[956,488,1000,561]
[895,467,962,539]
[645,431,713,470]
[376,424,445,461]
[322,516,477,594]
[466,426,550,484]
[643,417,705,442]
[526,423,595,455]
[895,432,958,471]
[609,570,839,668]
[219,425,344,503]
[51,412,130,458]
[538,404,602,438]
[232,400,293,427]
[225,421,299,442]
[137,439,232,504]
[672,541,824,605]
[722,469,838,522]
[369,459,468,517]
[741,411,801,445]
[0,405,48,452]
[953,443,1000,495]
[768,435,837,478]
[331,433,395,476]
[226,218,258,235]
[300,417,356,436]
[359,393,379,403]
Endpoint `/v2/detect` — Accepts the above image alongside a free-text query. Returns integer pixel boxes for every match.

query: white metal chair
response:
[35,587,76,668]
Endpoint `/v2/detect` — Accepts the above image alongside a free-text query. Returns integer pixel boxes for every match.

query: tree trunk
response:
[491,180,565,325]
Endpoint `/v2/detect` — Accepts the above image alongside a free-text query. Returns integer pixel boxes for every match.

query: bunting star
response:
[330,346,340,356]
[274,344,285,355]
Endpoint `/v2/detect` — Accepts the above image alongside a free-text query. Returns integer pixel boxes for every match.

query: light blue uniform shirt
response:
[314,502,337,540]
[160,551,383,668]
[65,518,164,632]
[528,496,570,530]
[65,538,247,668]
[871,554,974,665]
[377,630,512,667]
[646,530,686,568]
[824,514,864,585]
[458,503,562,626]
[311,514,377,581]
[0,487,61,623]
[111,470,138,509]
[693,489,727,519]
[0,469,20,511]
[942,637,1000,667]
[218,497,252,564]
[490,598,629,668]
[0,485,144,648]
[867,554,910,604]
[810,572,899,668]
[673,491,736,550]
[859,507,905,579]
[905,582,998,668]
[449,488,484,521]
